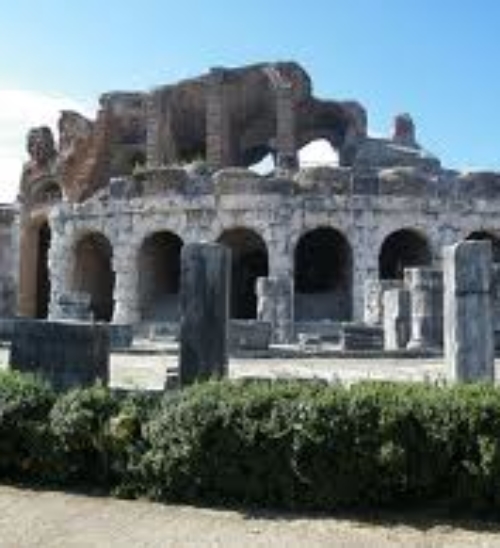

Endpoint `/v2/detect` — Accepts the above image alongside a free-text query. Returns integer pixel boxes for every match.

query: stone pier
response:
[256,276,294,343]
[383,288,411,350]
[405,268,443,350]
[179,243,231,386]
[444,241,494,382]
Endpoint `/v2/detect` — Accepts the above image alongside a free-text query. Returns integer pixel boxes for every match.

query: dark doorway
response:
[218,228,269,319]
[294,227,352,320]
[138,231,183,321]
[379,229,432,280]
[73,232,115,321]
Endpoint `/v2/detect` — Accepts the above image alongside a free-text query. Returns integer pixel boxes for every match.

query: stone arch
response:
[294,226,352,321]
[217,227,269,319]
[137,231,183,321]
[379,228,432,280]
[466,230,500,263]
[72,231,114,321]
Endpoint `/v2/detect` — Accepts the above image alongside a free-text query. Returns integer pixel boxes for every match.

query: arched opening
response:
[218,228,269,319]
[294,227,352,320]
[137,231,183,321]
[72,232,114,321]
[298,138,339,168]
[379,229,432,280]
[467,231,500,263]
[35,221,51,319]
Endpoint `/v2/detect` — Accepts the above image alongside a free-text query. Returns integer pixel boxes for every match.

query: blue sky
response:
[1,1,499,201]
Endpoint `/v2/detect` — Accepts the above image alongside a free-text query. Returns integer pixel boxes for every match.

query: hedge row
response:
[2,370,500,514]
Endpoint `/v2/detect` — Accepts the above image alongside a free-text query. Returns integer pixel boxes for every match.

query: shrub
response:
[3,371,500,515]
[0,371,55,479]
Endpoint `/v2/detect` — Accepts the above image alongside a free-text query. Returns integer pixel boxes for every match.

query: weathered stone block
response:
[444,241,494,382]
[9,319,109,391]
[179,243,231,386]
[256,276,294,343]
[339,322,384,351]
[229,320,272,351]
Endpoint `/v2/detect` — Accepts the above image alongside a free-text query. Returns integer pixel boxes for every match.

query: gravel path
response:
[1,486,500,547]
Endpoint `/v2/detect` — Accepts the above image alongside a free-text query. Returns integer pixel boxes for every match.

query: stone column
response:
[179,243,231,386]
[383,288,411,350]
[112,248,140,324]
[275,83,298,172]
[47,227,73,320]
[405,267,443,350]
[363,279,404,325]
[256,276,294,344]
[444,241,494,382]
[206,68,232,169]
[112,269,139,324]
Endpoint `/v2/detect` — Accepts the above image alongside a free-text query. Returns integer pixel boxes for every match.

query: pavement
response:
[1,485,500,547]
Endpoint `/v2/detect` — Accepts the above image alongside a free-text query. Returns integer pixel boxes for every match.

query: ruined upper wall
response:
[19,61,372,204]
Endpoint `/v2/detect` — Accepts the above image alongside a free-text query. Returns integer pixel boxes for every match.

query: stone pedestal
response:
[363,279,404,326]
[405,268,443,350]
[383,288,411,350]
[179,243,231,386]
[9,319,109,391]
[339,322,384,351]
[444,241,494,382]
[256,276,294,343]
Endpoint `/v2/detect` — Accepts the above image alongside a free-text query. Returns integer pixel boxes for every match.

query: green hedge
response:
[2,371,500,514]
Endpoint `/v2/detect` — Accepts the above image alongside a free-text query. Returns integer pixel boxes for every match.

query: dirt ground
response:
[1,486,500,547]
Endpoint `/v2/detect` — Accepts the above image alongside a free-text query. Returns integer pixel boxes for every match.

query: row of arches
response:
[31,224,500,323]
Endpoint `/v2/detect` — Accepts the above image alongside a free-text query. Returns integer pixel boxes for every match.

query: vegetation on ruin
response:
[2,370,500,516]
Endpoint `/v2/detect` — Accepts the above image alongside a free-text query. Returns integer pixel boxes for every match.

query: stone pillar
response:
[206,68,232,169]
[275,83,298,172]
[383,288,411,350]
[444,241,494,382]
[112,264,140,324]
[363,279,404,325]
[179,243,231,386]
[405,267,443,350]
[256,276,294,344]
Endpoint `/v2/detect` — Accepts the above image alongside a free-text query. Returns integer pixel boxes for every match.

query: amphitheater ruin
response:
[2,60,500,354]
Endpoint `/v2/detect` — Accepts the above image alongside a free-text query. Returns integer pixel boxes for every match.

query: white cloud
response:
[0,90,92,203]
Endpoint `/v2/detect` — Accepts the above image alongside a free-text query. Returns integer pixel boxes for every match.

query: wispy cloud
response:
[0,90,91,203]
